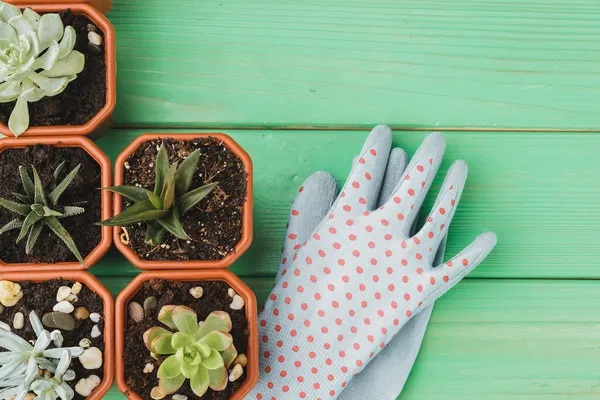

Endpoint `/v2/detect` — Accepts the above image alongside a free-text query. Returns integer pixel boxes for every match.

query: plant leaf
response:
[8,96,28,136]
[157,207,190,241]
[207,366,228,391]
[171,332,193,351]
[179,182,218,215]
[102,185,149,202]
[154,143,169,195]
[12,192,30,203]
[52,161,66,189]
[42,206,63,217]
[180,361,199,379]
[202,348,224,370]
[60,206,85,218]
[190,366,209,397]
[42,49,84,77]
[151,334,176,355]
[0,218,22,236]
[171,306,198,336]
[19,166,34,199]
[37,13,63,48]
[147,190,163,210]
[160,162,178,211]
[157,355,181,379]
[26,222,42,255]
[198,331,233,352]
[16,210,42,243]
[45,216,85,265]
[144,225,166,246]
[31,167,47,206]
[222,344,237,368]
[174,149,200,196]
[49,164,80,207]
[143,327,172,352]
[0,198,30,216]
[158,374,185,396]
[196,311,232,339]
[158,306,176,329]
[98,200,167,226]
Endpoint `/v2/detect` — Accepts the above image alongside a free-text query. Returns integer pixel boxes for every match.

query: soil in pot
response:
[0,10,106,128]
[0,279,106,399]
[122,138,247,262]
[0,145,101,264]
[124,279,249,399]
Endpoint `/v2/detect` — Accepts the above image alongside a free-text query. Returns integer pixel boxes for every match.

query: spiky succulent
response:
[0,1,85,136]
[0,162,86,264]
[0,311,82,400]
[99,143,217,246]
[144,307,237,398]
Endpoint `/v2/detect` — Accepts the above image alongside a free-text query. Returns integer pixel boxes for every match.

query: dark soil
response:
[0,279,105,400]
[125,279,249,399]
[122,137,247,261]
[0,10,106,128]
[0,145,101,264]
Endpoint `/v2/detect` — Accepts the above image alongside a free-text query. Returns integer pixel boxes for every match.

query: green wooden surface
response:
[108,0,600,131]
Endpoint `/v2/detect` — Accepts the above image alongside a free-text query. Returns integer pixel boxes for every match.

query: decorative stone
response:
[90,313,101,323]
[143,296,157,317]
[74,307,89,320]
[75,375,101,396]
[42,312,76,331]
[234,353,248,367]
[91,325,101,338]
[172,395,188,400]
[86,23,97,32]
[227,288,235,298]
[71,282,83,295]
[0,321,11,331]
[79,338,91,348]
[80,347,103,370]
[88,31,103,46]
[0,281,23,307]
[129,302,144,322]
[230,295,245,310]
[66,294,78,303]
[13,312,24,329]
[189,286,203,299]
[143,363,154,373]
[150,386,166,400]
[228,363,243,382]
[56,286,72,302]
[53,301,75,314]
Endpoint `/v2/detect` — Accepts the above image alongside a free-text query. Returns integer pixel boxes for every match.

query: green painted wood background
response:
[94,0,600,398]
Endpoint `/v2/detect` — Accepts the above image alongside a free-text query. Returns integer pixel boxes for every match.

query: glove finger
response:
[413,160,467,264]
[277,171,338,282]
[330,125,392,217]
[377,147,409,208]
[380,132,446,238]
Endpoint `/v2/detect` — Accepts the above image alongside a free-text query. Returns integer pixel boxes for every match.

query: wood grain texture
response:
[107,0,600,130]
[98,277,600,399]
[94,129,600,279]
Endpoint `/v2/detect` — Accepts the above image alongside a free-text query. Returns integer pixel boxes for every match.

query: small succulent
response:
[30,350,76,400]
[0,162,86,264]
[99,143,217,246]
[144,307,237,398]
[0,1,85,136]
[0,311,82,400]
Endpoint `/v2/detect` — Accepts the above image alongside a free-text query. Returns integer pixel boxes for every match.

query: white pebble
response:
[79,338,91,348]
[66,294,78,303]
[71,282,83,295]
[129,302,144,323]
[89,313,101,323]
[57,286,71,302]
[53,301,75,314]
[189,286,203,299]
[75,375,101,397]
[227,288,236,298]
[79,347,103,370]
[88,31,103,46]
[0,321,11,331]
[228,363,243,382]
[230,295,245,310]
[13,312,24,329]
[91,325,101,338]
[143,363,154,373]
[172,395,188,400]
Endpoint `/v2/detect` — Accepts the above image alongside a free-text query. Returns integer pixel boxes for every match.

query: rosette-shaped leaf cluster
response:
[0,1,85,135]
[144,307,238,398]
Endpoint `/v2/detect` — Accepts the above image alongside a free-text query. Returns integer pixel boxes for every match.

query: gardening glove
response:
[248,126,497,400]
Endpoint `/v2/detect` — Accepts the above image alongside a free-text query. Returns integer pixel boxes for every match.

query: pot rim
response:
[0,3,116,137]
[112,133,253,270]
[115,270,259,400]
[0,136,112,271]
[0,270,115,400]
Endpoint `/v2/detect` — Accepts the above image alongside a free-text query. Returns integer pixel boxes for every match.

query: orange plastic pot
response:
[0,136,112,270]
[1,2,116,137]
[0,270,115,399]
[115,270,259,400]
[112,133,254,270]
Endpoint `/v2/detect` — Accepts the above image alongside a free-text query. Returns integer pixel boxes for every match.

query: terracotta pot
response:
[0,270,115,400]
[0,2,116,137]
[0,136,112,270]
[6,0,112,13]
[112,133,254,270]
[115,270,259,400]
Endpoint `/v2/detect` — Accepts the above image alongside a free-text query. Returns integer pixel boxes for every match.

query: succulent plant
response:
[0,1,85,136]
[144,307,237,398]
[0,311,82,400]
[0,162,86,264]
[30,350,76,400]
[99,143,217,246]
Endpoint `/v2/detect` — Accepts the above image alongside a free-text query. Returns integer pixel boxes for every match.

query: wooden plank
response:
[98,277,600,399]
[108,0,600,130]
[94,129,600,279]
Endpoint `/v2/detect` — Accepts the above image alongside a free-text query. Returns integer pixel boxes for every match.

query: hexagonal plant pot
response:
[0,270,114,399]
[0,136,112,270]
[111,133,253,269]
[0,2,116,137]
[115,270,258,400]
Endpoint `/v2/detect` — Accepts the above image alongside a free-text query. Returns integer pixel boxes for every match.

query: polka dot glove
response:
[249,126,497,400]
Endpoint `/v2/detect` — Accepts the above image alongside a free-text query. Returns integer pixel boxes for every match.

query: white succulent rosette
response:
[0,1,85,136]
